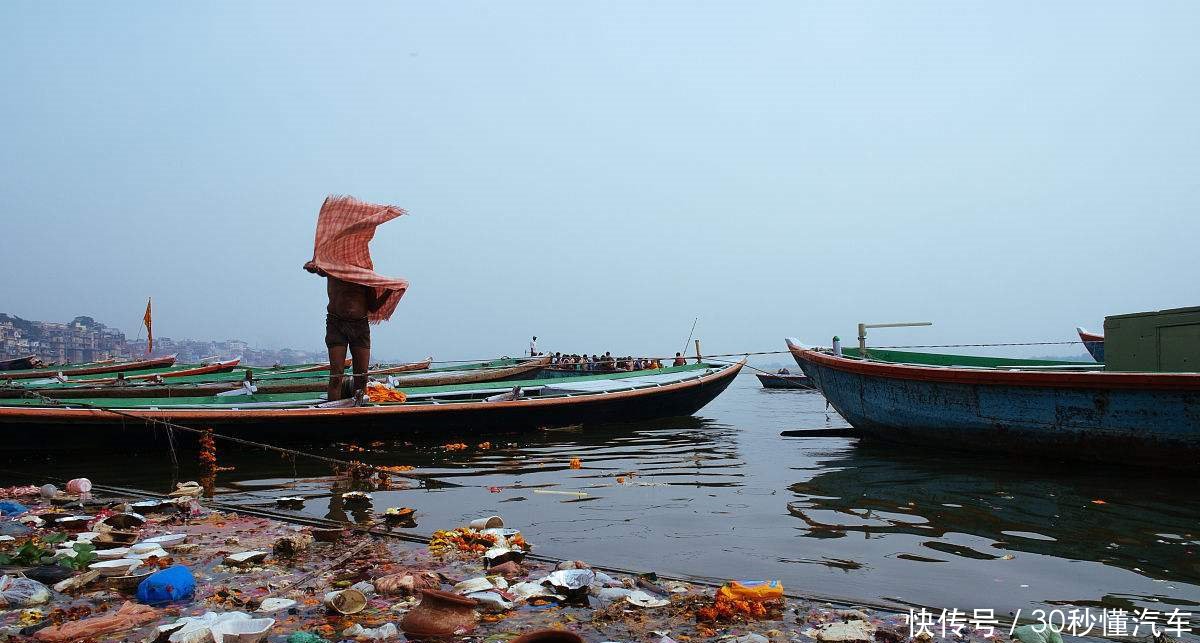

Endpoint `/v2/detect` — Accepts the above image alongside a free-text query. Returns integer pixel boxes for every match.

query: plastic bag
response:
[365,381,406,403]
[342,622,399,639]
[0,500,28,516]
[0,575,50,607]
[137,565,196,605]
[717,579,784,602]
[34,601,158,641]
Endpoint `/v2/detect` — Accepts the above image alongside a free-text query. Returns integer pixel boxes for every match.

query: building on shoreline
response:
[0,314,127,365]
[1,313,326,367]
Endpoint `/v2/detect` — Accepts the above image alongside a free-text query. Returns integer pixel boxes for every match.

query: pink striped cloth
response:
[304,195,410,324]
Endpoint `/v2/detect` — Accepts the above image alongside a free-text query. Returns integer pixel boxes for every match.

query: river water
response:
[5,373,1198,621]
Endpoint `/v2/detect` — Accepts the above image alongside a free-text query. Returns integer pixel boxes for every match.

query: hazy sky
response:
[2,2,1197,361]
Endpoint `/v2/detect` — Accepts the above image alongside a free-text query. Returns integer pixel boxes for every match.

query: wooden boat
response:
[35,359,243,385]
[1,357,549,399]
[756,372,814,389]
[838,347,1096,369]
[275,357,430,375]
[372,357,433,375]
[0,360,743,447]
[1076,326,1105,363]
[0,355,39,371]
[786,338,1200,468]
[0,355,177,381]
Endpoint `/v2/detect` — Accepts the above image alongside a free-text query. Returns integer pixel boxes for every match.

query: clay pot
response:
[512,630,585,643]
[399,589,477,639]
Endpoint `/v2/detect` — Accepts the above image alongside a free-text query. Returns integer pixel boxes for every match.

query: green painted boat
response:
[0,356,550,399]
[0,360,744,447]
[840,347,1097,369]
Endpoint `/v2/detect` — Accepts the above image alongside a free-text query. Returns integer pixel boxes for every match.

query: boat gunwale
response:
[0,359,745,421]
[0,354,178,380]
[788,343,1200,391]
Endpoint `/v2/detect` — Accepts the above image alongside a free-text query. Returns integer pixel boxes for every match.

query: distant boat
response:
[786,338,1199,468]
[0,355,39,371]
[755,371,814,389]
[1076,326,1105,363]
[0,355,177,381]
[31,358,243,386]
[0,360,744,447]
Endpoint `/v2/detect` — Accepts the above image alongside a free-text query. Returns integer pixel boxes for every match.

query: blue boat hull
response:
[1082,339,1105,363]
[791,348,1200,468]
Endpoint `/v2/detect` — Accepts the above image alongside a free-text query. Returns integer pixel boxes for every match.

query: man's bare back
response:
[305,263,377,401]
[327,276,374,320]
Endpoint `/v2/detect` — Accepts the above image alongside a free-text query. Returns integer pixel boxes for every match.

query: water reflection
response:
[3,376,1197,618]
[787,442,1200,610]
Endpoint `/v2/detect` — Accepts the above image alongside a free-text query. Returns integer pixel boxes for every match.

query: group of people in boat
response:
[547,351,690,372]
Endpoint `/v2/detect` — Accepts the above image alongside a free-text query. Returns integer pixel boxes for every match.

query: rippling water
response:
[6,373,1198,618]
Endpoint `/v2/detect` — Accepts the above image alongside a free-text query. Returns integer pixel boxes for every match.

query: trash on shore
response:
[0,481,939,643]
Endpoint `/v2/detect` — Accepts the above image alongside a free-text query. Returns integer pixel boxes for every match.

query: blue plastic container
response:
[136,565,195,605]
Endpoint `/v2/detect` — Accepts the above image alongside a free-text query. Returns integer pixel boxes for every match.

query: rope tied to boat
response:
[11,388,455,488]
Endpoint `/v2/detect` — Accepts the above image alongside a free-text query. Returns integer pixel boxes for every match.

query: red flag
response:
[143,298,153,354]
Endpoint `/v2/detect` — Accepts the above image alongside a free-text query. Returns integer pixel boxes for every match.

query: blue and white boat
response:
[786,338,1200,469]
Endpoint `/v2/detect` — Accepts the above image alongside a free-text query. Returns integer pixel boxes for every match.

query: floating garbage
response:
[343,622,399,640]
[467,589,516,611]
[65,478,92,495]
[511,630,585,643]
[88,559,143,577]
[223,551,269,567]
[137,565,196,605]
[168,481,203,498]
[131,499,166,513]
[98,512,147,530]
[384,506,416,524]
[0,500,29,516]
[468,515,504,530]
[323,588,367,614]
[256,597,297,612]
[543,568,596,600]
[275,496,306,509]
[142,533,188,549]
[0,575,51,607]
[484,546,526,567]
[159,610,276,643]
[310,527,344,542]
[0,477,934,643]
[272,533,313,557]
[399,589,477,639]
[340,491,371,506]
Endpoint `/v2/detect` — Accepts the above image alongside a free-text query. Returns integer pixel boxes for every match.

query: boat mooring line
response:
[0,472,912,616]
[7,389,461,489]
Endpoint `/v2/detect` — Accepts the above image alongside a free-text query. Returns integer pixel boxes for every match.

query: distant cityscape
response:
[0,313,327,367]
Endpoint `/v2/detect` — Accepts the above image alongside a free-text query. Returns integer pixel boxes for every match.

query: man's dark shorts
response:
[325,314,371,349]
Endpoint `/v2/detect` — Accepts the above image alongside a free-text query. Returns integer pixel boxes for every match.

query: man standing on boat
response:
[304,196,410,402]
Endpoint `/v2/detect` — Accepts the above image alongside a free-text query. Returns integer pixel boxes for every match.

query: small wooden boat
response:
[786,338,1199,468]
[2,357,548,399]
[0,355,177,381]
[372,357,433,375]
[0,360,743,447]
[35,359,242,385]
[1077,326,1105,363]
[0,355,39,371]
[756,372,814,389]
